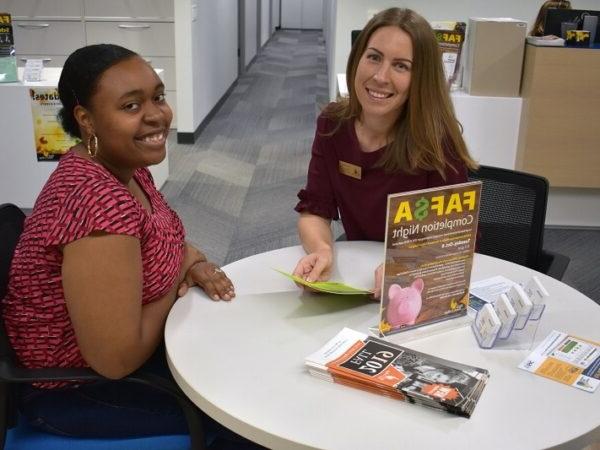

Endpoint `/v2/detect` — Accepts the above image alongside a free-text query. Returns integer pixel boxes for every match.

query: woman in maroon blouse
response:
[294,8,478,297]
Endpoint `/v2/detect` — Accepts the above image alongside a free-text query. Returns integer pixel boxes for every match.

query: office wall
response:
[328,0,600,100]
[323,0,337,97]
[261,0,271,45]
[302,0,323,28]
[272,0,280,31]
[174,0,238,134]
[281,0,301,28]
[281,0,323,28]
[547,189,600,227]
[245,0,258,67]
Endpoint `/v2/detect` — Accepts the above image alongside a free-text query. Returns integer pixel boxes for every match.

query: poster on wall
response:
[29,88,79,161]
[379,181,482,337]
[0,12,18,82]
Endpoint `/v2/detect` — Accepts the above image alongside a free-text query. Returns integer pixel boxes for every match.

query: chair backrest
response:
[467,166,548,270]
[0,204,25,303]
[0,204,26,361]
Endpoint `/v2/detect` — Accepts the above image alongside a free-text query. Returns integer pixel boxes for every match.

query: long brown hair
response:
[325,8,477,177]
[530,0,572,37]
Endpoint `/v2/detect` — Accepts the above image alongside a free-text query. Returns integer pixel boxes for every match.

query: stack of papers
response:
[306,328,490,418]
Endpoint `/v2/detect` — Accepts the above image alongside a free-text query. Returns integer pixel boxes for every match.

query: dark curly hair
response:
[57,44,138,138]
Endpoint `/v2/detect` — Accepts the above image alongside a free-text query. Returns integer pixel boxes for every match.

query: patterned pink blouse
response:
[2,151,185,379]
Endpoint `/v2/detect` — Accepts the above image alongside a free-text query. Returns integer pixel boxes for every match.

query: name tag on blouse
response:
[338,160,362,180]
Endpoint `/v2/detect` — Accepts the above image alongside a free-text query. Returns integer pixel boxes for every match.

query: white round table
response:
[165,241,600,450]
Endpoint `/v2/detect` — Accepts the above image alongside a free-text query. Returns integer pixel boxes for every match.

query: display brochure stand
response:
[369,314,472,345]
[470,275,549,350]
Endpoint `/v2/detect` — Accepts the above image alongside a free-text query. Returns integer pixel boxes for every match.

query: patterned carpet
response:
[163,30,600,304]
[163,30,329,265]
[544,228,600,303]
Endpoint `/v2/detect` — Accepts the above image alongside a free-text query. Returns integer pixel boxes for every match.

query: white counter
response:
[0,67,169,209]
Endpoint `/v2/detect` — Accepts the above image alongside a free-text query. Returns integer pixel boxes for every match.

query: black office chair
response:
[467,166,570,280]
[0,203,205,450]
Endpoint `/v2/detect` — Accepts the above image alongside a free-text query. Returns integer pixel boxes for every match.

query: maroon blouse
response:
[2,151,185,384]
[295,114,468,241]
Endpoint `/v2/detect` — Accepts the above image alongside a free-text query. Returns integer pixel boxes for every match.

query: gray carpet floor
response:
[162,30,600,305]
[163,30,329,266]
[544,228,600,303]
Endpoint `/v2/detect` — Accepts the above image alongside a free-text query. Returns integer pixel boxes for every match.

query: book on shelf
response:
[306,328,489,418]
[379,181,482,337]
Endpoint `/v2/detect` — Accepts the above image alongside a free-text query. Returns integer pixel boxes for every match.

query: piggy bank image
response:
[386,278,424,327]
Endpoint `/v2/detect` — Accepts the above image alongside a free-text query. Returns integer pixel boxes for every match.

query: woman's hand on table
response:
[372,263,384,300]
[292,249,333,287]
[178,261,235,301]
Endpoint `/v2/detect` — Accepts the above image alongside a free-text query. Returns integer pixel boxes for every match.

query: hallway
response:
[164,30,329,266]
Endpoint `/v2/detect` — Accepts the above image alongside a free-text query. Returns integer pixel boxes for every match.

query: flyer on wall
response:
[0,12,18,82]
[29,87,79,161]
[379,181,482,337]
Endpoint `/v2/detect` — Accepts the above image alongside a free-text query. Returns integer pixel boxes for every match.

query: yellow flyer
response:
[379,181,482,336]
[274,269,371,295]
[519,330,599,393]
[29,87,79,161]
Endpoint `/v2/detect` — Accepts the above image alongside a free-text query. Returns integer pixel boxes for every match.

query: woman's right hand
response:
[292,248,333,284]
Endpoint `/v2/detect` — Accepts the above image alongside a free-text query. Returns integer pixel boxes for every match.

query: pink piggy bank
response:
[386,278,424,327]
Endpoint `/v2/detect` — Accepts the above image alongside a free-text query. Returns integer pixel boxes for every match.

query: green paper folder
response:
[274,269,371,295]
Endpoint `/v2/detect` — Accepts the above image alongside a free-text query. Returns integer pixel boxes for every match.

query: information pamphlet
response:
[306,328,490,418]
[519,330,599,393]
[469,275,516,312]
[379,181,481,337]
[275,269,371,295]
[29,87,79,161]
[431,21,466,88]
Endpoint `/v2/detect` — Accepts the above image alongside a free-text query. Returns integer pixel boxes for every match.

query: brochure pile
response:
[306,328,490,418]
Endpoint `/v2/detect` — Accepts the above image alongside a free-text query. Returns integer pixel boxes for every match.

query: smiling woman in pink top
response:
[294,8,478,297]
[1,45,254,446]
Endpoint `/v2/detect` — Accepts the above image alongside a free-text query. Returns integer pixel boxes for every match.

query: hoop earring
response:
[86,134,98,158]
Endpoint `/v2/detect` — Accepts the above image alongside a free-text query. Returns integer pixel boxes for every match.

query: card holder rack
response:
[470,276,549,350]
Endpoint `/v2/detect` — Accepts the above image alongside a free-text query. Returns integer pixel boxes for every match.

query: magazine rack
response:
[470,275,549,350]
